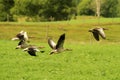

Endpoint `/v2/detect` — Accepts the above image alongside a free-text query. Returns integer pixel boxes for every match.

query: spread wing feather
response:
[98,28,106,39]
[48,38,56,49]
[56,33,65,49]
[92,32,99,41]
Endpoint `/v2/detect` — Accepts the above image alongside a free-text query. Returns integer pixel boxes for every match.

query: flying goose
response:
[16,39,45,49]
[12,30,29,41]
[88,27,108,41]
[16,40,28,49]
[48,33,72,55]
[23,45,45,56]
[23,46,40,56]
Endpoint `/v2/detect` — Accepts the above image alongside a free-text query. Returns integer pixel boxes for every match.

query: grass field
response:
[0,17,120,80]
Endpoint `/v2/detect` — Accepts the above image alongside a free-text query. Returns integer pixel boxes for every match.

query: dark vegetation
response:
[0,0,120,21]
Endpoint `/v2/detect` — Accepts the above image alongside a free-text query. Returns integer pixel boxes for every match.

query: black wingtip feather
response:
[60,33,65,39]
[56,33,65,49]
[28,51,37,56]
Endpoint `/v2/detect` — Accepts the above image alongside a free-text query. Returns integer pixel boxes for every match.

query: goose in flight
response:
[16,39,44,49]
[48,33,72,55]
[88,27,108,41]
[23,46,41,56]
[16,40,44,56]
[12,30,29,41]
[16,40,28,49]
[23,45,45,56]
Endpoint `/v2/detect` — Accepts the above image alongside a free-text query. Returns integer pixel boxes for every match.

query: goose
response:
[48,33,72,55]
[88,27,108,41]
[16,39,45,49]
[23,45,45,56]
[16,39,44,56]
[23,46,40,56]
[12,30,29,41]
[16,40,28,49]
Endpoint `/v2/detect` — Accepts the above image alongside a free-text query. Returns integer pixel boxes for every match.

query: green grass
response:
[0,17,120,43]
[0,16,120,80]
[0,40,120,80]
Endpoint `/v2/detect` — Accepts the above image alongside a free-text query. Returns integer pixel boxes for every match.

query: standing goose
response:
[12,30,29,41]
[48,33,72,55]
[88,27,107,41]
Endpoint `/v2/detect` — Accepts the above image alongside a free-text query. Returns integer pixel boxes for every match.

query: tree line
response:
[0,0,120,21]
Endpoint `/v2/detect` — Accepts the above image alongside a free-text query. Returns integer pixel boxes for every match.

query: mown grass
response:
[0,16,120,80]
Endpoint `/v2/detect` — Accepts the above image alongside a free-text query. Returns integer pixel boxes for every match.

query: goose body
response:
[89,27,107,41]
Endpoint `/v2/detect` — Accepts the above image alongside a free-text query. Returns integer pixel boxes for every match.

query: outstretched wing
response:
[11,37,19,40]
[48,38,56,49]
[23,32,29,41]
[56,33,65,49]
[24,46,38,56]
[16,33,24,40]
[98,28,106,39]
[92,31,99,41]
[28,51,36,56]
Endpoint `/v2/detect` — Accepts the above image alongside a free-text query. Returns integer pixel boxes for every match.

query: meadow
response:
[0,17,120,80]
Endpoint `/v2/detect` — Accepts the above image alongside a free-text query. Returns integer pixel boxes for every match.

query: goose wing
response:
[11,37,19,40]
[17,40,28,49]
[98,28,106,39]
[23,32,29,41]
[16,40,25,49]
[92,31,99,41]
[48,38,56,49]
[56,33,65,49]
[19,30,24,34]
[16,33,24,40]
[28,50,36,56]
[17,31,28,41]
[12,33,23,40]
[27,46,38,56]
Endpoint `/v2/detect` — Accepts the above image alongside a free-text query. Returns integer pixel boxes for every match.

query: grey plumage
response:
[23,45,45,56]
[89,27,107,41]
[16,40,28,49]
[48,33,72,55]
[12,30,29,41]
[16,39,44,56]
[23,46,40,56]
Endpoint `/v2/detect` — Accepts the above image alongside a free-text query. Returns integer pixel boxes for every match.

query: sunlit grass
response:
[0,40,120,80]
[0,17,120,43]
